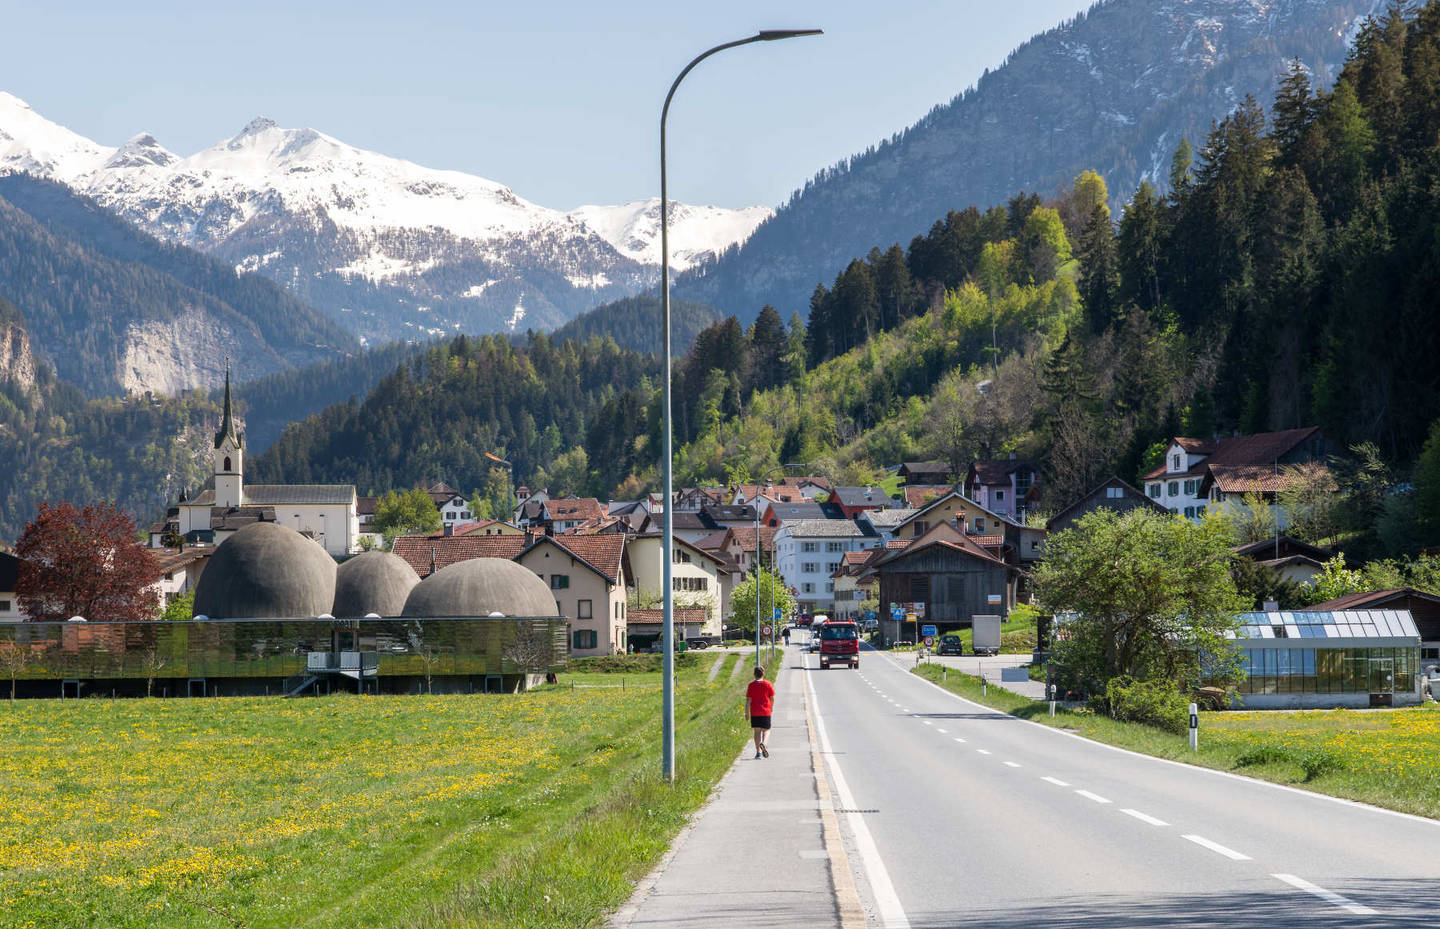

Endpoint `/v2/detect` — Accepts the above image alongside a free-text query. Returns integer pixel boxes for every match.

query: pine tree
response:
[1077,204,1119,330]
[1272,59,1318,169]
[747,305,788,394]
[1168,136,1193,193]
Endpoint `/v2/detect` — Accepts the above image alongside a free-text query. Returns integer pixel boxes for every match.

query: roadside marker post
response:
[1189,702,1199,751]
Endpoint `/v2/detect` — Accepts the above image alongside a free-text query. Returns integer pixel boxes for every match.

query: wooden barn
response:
[866,522,1019,642]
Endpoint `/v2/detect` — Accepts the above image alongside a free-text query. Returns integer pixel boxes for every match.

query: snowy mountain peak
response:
[0,92,113,180]
[234,116,278,140]
[103,133,178,170]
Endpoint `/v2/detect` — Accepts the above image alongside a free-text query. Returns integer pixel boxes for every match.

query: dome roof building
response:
[332,551,420,617]
[402,558,557,618]
[192,522,337,619]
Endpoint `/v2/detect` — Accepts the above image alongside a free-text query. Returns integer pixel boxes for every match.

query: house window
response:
[1172,454,1181,470]
[1182,479,1197,495]
[672,550,691,563]
[995,490,1005,502]
[1183,506,1196,518]
[578,599,593,619]
[550,575,570,590]
[802,562,819,573]
[909,576,930,600]
[827,562,840,572]
[826,541,844,552]
[1014,470,1033,498]
[614,601,621,619]
[1106,487,1123,499]
[802,583,815,594]
[974,518,985,533]
[801,542,818,553]
[222,457,232,471]
[572,629,597,650]
[673,577,709,591]
[0,600,9,612]
[1148,484,1161,499]
[1167,482,1179,497]
[825,582,834,593]
[912,521,928,537]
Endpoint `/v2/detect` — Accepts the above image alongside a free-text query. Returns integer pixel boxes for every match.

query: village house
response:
[1045,477,1167,535]
[148,548,213,608]
[864,521,1019,643]
[964,455,1041,522]
[774,519,881,617]
[0,551,18,621]
[1141,427,1332,523]
[897,461,957,486]
[624,534,734,637]
[827,486,899,519]
[1233,536,1332,585]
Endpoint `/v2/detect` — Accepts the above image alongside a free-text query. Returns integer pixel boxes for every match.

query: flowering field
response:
[0,654,757,929]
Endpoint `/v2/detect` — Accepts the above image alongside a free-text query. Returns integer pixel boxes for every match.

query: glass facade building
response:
[1230,611,1421,708]
[0,616,567,698]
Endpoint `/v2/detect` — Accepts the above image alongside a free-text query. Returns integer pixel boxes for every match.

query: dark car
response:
[937,634,964,656]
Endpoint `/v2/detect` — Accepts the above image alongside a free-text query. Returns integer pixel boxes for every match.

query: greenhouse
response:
[1230,610,1421,708]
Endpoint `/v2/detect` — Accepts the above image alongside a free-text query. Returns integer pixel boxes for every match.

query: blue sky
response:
[2,1,1092,210]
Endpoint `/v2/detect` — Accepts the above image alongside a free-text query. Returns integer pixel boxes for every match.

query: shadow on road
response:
[901,881,1438,928]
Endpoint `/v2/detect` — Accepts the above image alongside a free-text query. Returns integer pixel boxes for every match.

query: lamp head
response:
[757,29,823,41]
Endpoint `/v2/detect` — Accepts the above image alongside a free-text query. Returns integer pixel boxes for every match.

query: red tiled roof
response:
[885,539,911,549]
[1175,437,1218,454]
[1207,464,1289,494]
[392,535,527,576]
[724,526,776,553]
[971,534,1005,547]
[1144,428,1321,483]
[842,550,870,565]
[693,530,731,551]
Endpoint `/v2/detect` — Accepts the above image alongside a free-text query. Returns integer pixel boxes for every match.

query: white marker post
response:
[1188,702,1199,751]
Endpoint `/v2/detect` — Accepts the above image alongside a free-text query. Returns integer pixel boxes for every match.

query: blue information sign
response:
[890,607,904,621]
[773,608,783,621]
[921,624,937,637]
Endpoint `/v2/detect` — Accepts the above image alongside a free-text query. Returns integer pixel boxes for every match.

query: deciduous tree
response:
[16,502,161,623]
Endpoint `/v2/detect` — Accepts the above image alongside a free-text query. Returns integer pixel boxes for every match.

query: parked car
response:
[685,638,711,650]
[937,634,964,656]
[808,636,821,653]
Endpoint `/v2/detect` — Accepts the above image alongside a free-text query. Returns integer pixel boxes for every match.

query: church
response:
[172,368,360,558]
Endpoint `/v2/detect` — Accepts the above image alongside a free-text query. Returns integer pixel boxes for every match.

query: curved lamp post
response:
[660,29,821,783]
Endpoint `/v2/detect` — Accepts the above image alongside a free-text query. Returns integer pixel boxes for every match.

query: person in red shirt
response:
[744,666,776,758]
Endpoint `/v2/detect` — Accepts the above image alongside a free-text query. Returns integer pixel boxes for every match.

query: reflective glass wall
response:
[1238,647,1416,695]
[0,617,567,681]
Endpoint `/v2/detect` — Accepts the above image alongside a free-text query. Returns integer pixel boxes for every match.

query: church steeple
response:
[214,359,243,451]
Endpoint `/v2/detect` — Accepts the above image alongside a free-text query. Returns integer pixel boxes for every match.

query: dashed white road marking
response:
[1003,761,1021,768]
[976,749,992,755]
[936,728,948,734]
[953,737,967,744]
[1120,808,1168,827]
[1041,776,1070,787]
[1182,834,1250,860]
[1075,789,1112,804]
[922,721,934,727]
[1272,874,1377,916]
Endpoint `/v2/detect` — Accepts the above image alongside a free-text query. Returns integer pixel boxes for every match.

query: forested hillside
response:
[542,294,720,355]
[678,0,1379,322]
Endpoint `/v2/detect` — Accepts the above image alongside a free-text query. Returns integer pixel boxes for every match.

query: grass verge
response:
[0,654,780,928]
[912,663,1440,820]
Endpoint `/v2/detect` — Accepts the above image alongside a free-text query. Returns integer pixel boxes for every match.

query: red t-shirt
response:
[746,679,776,716]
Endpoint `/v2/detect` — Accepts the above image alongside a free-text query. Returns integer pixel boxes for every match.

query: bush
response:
[1234,742,1345,782]
[1098,676,1189,734]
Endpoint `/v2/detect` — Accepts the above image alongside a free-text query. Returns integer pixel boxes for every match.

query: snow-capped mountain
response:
[0,92,771,343]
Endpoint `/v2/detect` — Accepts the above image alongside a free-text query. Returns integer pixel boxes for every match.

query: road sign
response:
[891,606,904,621]
[923,635,935,648]
[773,608,783,621]
[762,624,772,637]
[913,602,926,618]
[921,624,937,637]
[987,593,1003,605]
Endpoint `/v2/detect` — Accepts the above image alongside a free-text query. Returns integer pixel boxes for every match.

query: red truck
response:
[817,619,860,670]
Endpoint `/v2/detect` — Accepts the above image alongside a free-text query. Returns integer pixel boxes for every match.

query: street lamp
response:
[659,28,821,784]
[754,463,806,671]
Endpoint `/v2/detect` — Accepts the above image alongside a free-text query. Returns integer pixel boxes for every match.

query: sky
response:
[1,1,1093,211]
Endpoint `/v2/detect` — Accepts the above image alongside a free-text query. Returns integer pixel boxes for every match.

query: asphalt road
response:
[801,635,1440,929]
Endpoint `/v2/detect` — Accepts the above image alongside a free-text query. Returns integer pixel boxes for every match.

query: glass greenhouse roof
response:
[1230,610,1419,641]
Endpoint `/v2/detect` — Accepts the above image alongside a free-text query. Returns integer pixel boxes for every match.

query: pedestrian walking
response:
[782,626,790,645]
[745,666,775,759]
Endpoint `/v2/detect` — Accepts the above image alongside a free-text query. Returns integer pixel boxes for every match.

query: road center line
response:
[1041,776,1070,787]
[1272,873,1377,916]
[1120,808,1168,826]
[976,749,992,755]
[953,737,967,743]
[1003,761,1021,768]
[1075,789,1112,804]
[922,721,933,726]
[807,657,911,929]
[935,728,947,734]
[1182,834,1251,860]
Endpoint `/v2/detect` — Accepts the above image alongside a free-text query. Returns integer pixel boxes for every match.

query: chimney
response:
[1263,599,1280,613]
[429,547,436,577]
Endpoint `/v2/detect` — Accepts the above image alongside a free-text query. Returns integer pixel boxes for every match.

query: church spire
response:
[214,357,243,450]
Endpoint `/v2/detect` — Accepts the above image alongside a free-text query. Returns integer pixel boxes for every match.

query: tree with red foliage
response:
[16,502,161,622]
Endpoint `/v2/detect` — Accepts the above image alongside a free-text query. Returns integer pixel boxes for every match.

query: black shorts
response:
[750,715,771,730]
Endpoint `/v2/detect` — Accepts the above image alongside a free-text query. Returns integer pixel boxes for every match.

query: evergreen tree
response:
[1076,204,1119,330]
[747,305,788,394]
[1168,136,1194,193]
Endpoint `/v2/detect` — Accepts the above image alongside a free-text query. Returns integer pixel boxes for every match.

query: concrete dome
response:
[193,522,337,619]
[402,558,556,618]
[332,551,419,617]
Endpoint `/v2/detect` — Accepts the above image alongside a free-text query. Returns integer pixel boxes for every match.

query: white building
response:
[624,534,734,636]
[773,519,880,616]
[175,368,359,558]
[1141,428,1332,523]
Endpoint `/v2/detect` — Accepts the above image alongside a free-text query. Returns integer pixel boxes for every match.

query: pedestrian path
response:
[610,645,843,929]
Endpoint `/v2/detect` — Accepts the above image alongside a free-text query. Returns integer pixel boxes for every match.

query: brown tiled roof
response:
[969,458,1039,486]
[453,519,520,536]
[541,534,626,583]
[152,548,213,572]
[1175,437,1218,454]
[724,526,775,553]
[842,550,870,565]
[902,485,951,509]
[971,534,1005,547]
[1208,464,1289,494]
[392,535,527,576]
[693,530,731,551]
[1144,428,1322,482]
[885,539,911,549]
[626,608,708,627]
[547,497,605,522]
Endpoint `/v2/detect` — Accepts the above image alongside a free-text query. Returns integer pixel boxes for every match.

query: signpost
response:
[921,624,937,638]
[1189,702,1199,751]
[923,635,935,648]
[762,624,772,639]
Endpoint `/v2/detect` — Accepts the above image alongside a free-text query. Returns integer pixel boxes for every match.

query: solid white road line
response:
[1182,834,1251,861]
[1075,789,1112,804]
[1003,761,1021,768]
[807,657,911,929]
[1041,776,1070,787]
[1120,808,1169,827]
[1272,873,1378,916]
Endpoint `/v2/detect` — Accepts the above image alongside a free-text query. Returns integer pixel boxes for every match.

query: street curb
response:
[804,662,868,929]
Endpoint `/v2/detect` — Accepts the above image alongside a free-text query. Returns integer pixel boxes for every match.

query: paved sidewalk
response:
[610,646,841,929]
